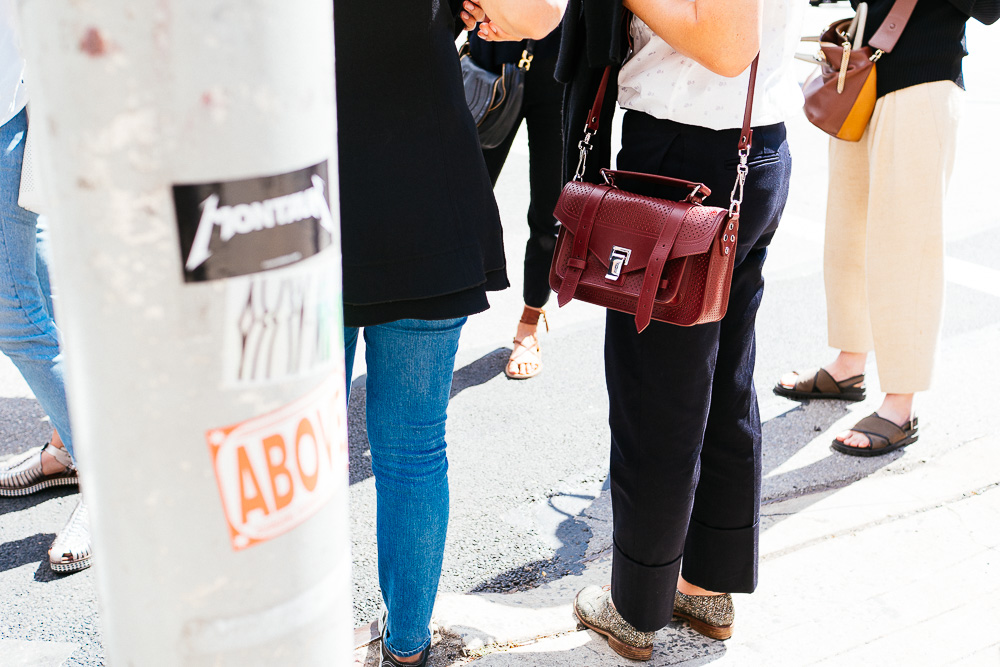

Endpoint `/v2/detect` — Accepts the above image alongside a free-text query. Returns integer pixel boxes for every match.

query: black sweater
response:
[334,1,508,327]
[856,0,1000,97]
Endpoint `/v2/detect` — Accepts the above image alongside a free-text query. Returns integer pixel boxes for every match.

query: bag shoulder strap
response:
[868,0,919,54]
[573,54,759,218]
[578,55,759,166]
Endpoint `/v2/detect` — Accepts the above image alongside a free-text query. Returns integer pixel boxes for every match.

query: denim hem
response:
[384,636,430,659]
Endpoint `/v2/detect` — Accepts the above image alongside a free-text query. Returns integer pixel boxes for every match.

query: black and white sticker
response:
[173,162,334,283]
[222,262,340,387]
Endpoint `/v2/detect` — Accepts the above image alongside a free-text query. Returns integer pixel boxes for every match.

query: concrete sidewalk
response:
[356,423,1000,666]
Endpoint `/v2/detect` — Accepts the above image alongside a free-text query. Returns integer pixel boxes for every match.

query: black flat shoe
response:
[378,608,428,667]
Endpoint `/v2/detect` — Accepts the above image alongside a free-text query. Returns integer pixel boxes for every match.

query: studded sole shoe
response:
[673,591,734,640]
[49,498,92,573]
[574,585,655,661]
[0,443,78,497]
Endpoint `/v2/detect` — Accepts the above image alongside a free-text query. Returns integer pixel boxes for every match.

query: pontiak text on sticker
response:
[173,162,334,282]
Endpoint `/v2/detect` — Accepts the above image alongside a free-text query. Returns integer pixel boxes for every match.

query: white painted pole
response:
[17,2,351,664]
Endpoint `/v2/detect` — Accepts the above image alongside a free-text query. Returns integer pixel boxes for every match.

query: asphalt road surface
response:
[1,9,998,665]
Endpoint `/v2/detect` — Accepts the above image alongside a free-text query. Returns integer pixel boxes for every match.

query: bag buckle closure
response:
[605,246,632,281]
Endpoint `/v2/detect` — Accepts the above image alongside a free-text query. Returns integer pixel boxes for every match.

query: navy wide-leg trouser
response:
[606,112,792,632]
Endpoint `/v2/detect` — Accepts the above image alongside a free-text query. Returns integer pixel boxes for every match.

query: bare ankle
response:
[678,575,722,597]
[826,351,867,380]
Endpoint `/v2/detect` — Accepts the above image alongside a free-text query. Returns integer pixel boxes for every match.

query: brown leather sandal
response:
[773,368,866,402]
[505,307,548,380]
[832,412,919,457]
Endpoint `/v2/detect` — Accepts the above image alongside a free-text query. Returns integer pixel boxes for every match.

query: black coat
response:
[334,1,508,327]
[555,0,628,184]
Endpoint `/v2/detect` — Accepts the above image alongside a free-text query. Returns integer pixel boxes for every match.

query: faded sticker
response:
[206,376,348,551]
[173,162,334,282]
[222,262,339,387]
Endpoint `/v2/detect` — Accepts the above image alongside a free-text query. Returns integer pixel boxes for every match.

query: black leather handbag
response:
[459,40,534,149]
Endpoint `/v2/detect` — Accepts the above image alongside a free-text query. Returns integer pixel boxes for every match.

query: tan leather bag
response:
[801,0,917,142]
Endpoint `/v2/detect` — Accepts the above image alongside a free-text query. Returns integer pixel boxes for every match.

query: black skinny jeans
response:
[481,56,565,309]
[606,111,791,632]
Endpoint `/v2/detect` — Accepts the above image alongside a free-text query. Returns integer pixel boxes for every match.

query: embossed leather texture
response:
[549,173,737,332]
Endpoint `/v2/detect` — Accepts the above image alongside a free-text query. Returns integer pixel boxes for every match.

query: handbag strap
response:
[634,203,690,333]
[868,0,919,54]
[572,55,760,217]
[557,184,613,307]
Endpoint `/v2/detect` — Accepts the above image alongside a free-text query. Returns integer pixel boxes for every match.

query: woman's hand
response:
[459,1,487,31]
[477,19,520,42]
[476,0,567,40]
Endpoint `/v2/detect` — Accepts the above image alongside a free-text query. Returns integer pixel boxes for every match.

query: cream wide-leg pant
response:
[824,80,963,394]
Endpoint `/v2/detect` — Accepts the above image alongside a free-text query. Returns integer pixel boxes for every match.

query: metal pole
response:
[17,1,351,664]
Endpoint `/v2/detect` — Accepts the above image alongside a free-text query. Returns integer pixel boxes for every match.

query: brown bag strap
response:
[572,54,760,217]
[868,0,919,54]
[556,184,613,307]
[634,203,689,333]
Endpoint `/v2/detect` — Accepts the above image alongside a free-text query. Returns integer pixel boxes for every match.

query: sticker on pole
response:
[222,262,340,387]
[173,162,334,282]
[206,376,348,551]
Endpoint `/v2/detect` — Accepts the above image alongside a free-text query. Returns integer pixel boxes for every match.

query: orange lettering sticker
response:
[206,375,347,551]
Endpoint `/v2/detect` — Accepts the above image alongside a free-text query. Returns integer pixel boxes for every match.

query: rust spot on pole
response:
[80,28,108,56]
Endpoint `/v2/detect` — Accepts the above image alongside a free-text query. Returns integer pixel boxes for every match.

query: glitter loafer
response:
[0,443,77,496]
[49,498,92,573]
[673,591,734,640]
[574,585,654,661]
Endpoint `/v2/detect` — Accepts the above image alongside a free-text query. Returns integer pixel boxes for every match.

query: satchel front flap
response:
[461,56,501,123]
[554,182,728,272]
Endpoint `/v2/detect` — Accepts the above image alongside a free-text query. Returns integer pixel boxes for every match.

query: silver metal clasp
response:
[605,246,632,281]
[729,148,750,217]
[574,126,595,182]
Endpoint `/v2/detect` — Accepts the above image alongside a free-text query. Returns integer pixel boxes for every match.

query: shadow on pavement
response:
[0,485,77,517]
[0,532,55,575]
[0,397,50,461]
[472,492,594,594]
[451,395,902,661]
[348,349,510,487]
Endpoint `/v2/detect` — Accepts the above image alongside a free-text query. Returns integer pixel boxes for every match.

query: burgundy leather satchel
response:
[549,57,759,333]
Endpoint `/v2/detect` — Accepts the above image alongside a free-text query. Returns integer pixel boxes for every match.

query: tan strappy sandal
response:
[505,306,548,380]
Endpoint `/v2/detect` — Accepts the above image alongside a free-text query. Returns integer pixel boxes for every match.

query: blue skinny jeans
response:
[344,316,465,658]
[0,108,74,460]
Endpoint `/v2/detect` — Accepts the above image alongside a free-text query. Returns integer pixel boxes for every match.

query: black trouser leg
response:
[681,245,766,593]
[521,58,564,308]
[480,58,564,309]
[606,309,720,632]
[606,113,791,632]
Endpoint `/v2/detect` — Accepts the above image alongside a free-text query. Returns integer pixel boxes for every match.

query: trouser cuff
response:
[682,518,759,594]
[611,540,681,633]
